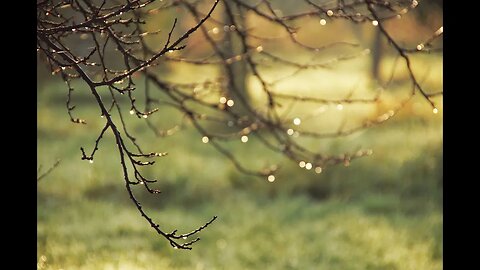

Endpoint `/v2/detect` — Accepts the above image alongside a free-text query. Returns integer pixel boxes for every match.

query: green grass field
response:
[37,53,442,269]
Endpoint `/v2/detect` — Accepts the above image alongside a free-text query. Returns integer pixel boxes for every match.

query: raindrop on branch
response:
[305,163,312,170]
[293,117,301,126]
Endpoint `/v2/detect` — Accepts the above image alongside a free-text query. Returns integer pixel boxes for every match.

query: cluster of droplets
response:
[211,24,236,35]
[298,160,323,174]
[219,96,235,107]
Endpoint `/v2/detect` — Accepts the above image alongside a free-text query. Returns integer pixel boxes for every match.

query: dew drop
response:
[299,161,306,168]
[226,100,234,107]
[256,46,263,52]
[129,109,135,115]
[305,163,312,170]
[287,128,294,136]
[212,27,219,34]
[319,19,327,26]
[416,44,424,51]
[267,175,275,182]
[433,108,438,114]
[372,20,378,26]
[241,135,248,143]
[436,26,443,35]
[142,114,148,119]
[202,136,209,143]
[327,10,333,16]
[219,97,227,104]
[315,167,322,174]
[336,104,344,110]
[293,117,301,126]
[89,160,94,164]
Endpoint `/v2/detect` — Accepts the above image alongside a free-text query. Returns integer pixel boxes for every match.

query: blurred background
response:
[37,0,442,269]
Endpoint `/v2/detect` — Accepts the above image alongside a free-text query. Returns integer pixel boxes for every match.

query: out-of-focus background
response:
[37,1,442,269]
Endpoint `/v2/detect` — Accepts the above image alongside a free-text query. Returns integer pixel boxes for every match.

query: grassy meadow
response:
[37,49,442,270]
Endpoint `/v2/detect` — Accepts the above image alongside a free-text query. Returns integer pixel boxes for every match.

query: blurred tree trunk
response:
[371,29,383,84]
[223,2,249,110]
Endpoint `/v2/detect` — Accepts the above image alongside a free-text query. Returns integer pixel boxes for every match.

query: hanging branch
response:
[38,0,220,250]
